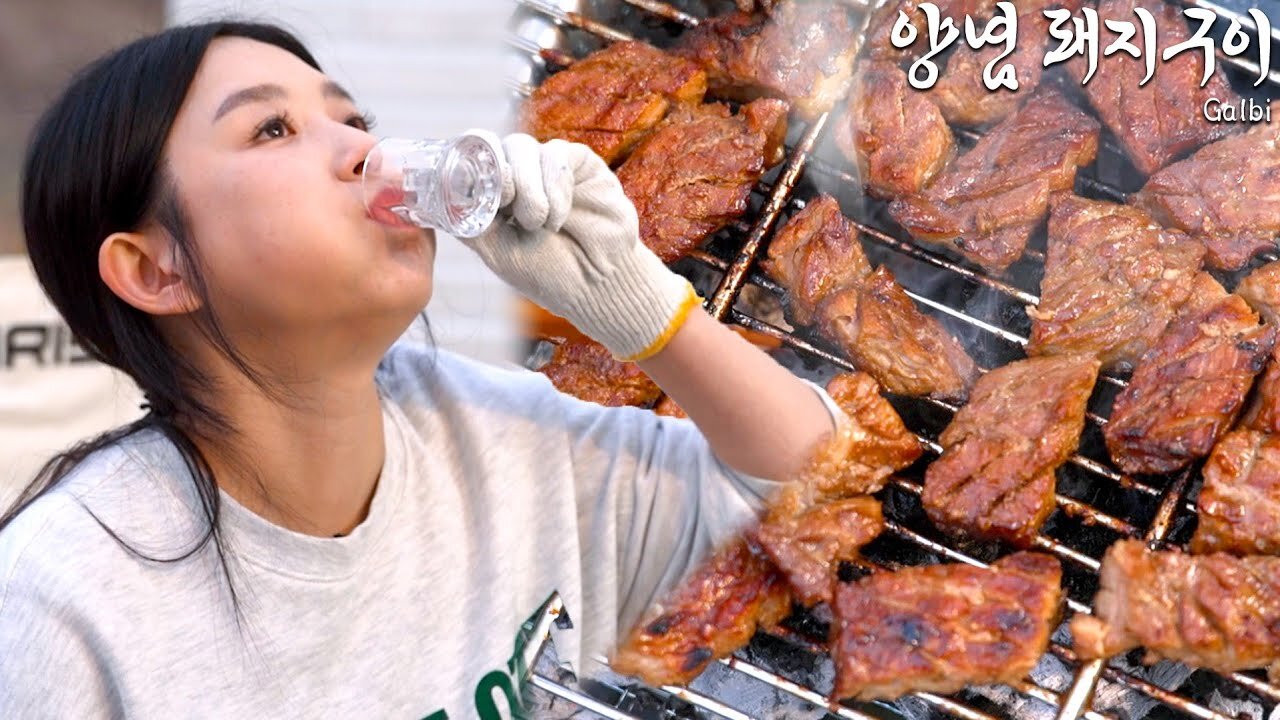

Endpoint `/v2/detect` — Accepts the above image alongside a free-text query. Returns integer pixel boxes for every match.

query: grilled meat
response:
[1243,346,1280,434]
[1104,274,1277,475]
[674,1,855,119]
[753,496,884,606]
[818,266,980,400]
[653,396,687,418]
[834,59,954,199]
[1027,194,1206,371]
[520,41,707,165]
[931,10,1049,128]
[1237,259,1280,328]
[539,338,662,407]
[1072,540,1280,683]
[1191,430,1280,556]
[763,195,873,326]
[761,195,978,399]
[833,552,1063,700]
[809,372,924,499]
[610,371,917,686]
[888,91,1099,273]
[610,539,791,686]
[1069,0,1239,176]
[1131,122,1280,269]
[735,0,780,12]
[922,355,1100,546]
[618,98,789,262]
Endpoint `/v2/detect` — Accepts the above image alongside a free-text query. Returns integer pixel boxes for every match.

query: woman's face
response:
[162,37,434,370]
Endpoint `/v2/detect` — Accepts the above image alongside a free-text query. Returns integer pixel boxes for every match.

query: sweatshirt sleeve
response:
[0,516,119,719]
[555,378,845,639]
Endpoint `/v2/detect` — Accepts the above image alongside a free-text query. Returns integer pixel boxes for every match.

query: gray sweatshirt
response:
[0,340,839,719]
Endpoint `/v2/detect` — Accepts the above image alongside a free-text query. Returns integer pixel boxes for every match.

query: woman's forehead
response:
[184,37,328,117]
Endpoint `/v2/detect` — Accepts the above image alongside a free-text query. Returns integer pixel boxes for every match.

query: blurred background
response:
[0,0,523,504]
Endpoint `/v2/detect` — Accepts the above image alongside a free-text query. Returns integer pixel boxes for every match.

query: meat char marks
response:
[889,91,1099,273]
[619,98,788,262]
[922,355,1100,546]
[1073,540,1280,682]
[834,552,1063,700]
[521,41,706,165]
[1104,274,1275,475]
[764,195,979,400]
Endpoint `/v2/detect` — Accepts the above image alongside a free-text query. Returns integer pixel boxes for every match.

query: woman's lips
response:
[366,186,418,229]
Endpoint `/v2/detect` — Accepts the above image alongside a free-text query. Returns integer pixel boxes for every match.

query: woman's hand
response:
[461,133,700,361]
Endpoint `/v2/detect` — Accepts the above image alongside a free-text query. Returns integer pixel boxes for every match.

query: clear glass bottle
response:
[361,133,503,238]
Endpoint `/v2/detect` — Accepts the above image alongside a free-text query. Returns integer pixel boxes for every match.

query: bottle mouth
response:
[361,140,417,229]
[360,135,502,237]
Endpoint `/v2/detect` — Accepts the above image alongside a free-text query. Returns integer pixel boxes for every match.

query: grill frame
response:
[504,1,1280,717]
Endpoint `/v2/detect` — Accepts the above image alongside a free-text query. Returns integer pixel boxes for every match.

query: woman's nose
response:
[336,126,378,182]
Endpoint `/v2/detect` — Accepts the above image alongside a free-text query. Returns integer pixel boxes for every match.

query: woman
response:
[0,20,839,718]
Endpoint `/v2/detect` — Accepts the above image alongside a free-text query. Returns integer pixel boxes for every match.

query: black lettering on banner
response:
[5,324,49,368]
[0,322,98,370]
[68,331,93,364]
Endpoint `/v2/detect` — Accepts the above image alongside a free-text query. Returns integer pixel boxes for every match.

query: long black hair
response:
[1,21,333,614]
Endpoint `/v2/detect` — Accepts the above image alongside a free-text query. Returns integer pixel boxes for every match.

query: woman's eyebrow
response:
[322,80,355,104]
[213,83,287,122]
[212,81,356,123]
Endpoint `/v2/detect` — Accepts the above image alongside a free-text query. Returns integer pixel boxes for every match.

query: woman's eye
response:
[253,115,294,141]
[348,112,377,132]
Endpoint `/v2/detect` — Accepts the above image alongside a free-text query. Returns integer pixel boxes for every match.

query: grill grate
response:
[504,0,1280,717]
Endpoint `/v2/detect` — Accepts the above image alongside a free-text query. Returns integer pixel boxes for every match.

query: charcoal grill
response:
[502,0,1280,717]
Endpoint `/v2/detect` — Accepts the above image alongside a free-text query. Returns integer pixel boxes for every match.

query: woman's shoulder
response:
[0,433,186,606]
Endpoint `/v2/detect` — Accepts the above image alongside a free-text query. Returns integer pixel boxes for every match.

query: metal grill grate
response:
[504,1,1280,717]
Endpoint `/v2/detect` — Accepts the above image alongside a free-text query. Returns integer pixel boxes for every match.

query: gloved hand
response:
[461,132,701,362]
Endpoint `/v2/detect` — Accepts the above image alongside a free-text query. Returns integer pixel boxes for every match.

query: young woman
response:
[0,20,840,718]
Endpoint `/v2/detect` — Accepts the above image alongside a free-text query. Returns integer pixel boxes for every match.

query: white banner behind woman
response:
[0,255,143,507]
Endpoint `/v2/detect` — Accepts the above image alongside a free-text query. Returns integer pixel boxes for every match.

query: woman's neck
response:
[193,372,388,538]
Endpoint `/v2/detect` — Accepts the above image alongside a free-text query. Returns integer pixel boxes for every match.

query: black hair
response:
[1,20,376,619]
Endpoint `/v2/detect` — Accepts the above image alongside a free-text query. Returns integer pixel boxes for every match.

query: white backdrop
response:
[0,256,145,506]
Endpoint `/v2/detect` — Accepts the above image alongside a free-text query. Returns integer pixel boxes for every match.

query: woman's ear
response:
[98,231,202,315]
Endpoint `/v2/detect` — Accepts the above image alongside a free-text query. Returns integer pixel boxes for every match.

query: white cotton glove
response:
[460,132,700,361]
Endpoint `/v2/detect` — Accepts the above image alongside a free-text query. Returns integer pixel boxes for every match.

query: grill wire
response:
[504,0,1280,717]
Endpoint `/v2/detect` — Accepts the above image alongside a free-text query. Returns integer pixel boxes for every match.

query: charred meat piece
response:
[735,0,780,12]
[1027,194,1206,371]
[1191,430,1280,556]
[1237,259,1280,328]
[806,372,924,499]
[1243,346,1280,434]
[1104,274,1277,475]
[754,497,884,607]
[931,10,1049,128]
[520,41,707,165]
[1072,540,1280,683]
[834,60,954,199]
[653,396,687,419]
[818,267,980,400]
[1070,0,1239,176]
[922,355,1100,546]
[674,1,855,119]
[888,91,1099,273]
[763,195,873,326]
[834,552,1063,700]
[539,338,661,407]
[618,98,789,262]
[1131,123,1280,269]
[610,539,791,686]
